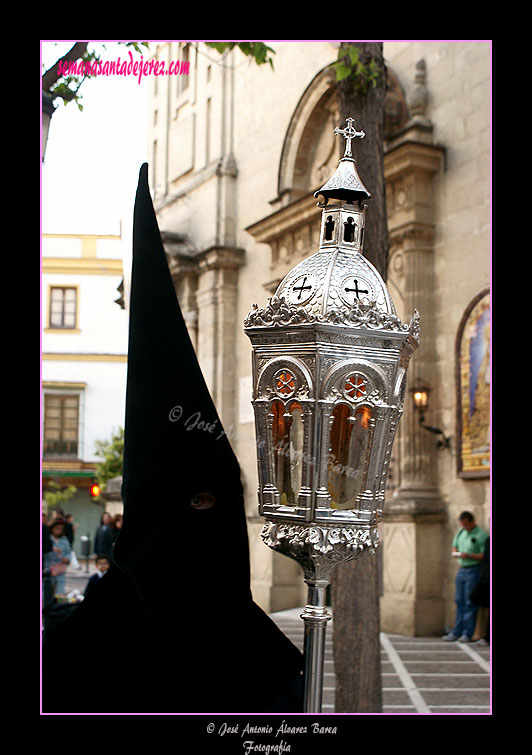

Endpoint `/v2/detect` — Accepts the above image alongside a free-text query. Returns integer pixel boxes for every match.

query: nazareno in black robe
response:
[41,163,303,714]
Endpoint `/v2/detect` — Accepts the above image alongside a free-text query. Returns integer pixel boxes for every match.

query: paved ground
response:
[270,607,491,714]
[62,567,491,714]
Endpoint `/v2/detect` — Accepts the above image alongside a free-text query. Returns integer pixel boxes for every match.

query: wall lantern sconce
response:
[244,118,420,712]
[411,380,451,449]
[411,380,430,419]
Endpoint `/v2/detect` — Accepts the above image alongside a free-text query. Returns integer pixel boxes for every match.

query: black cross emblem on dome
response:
[292,276,313,300]
[344,279,369,299]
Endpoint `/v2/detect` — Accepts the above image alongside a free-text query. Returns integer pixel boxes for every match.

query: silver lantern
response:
[244,118,420,712]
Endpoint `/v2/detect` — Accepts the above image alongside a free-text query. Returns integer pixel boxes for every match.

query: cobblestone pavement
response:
[62,568,490,715]
[270,607,491,714]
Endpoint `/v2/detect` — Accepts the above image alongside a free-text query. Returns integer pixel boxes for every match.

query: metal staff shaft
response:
[301,579,331,713]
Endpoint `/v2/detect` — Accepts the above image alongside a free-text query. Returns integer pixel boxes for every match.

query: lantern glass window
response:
[328,404,373,510]
[271,400,304,506]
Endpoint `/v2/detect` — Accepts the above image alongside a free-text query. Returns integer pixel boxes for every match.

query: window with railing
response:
[43,394,79,457]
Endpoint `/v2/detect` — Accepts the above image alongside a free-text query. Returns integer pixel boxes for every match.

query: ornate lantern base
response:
[262,521,379,712]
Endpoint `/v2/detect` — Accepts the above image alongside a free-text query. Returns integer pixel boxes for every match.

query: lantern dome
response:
[257,115,397,326]
[273,209,396,321]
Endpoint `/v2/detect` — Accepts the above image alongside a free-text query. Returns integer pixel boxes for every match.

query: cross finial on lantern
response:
[334,117,365,158]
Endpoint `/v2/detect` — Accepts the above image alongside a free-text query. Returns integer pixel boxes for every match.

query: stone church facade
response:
[146,40,490,636]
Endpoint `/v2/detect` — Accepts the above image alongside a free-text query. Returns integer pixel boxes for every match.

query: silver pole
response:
[301,578,331,713]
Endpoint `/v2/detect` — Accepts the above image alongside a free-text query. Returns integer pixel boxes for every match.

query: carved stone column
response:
[164,231,244,433]
[196,246,245,432]
[163,231,199,350]
[380,61,447,636]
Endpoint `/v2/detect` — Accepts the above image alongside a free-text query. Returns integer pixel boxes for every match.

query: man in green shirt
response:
[443,511,489,642]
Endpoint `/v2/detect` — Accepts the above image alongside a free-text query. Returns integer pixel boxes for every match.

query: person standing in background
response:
[111,514,123,548]
[93,512,114,560]
[65,513,81,570]
[84,554,111,597]
[470,535,490,646]
[45,518,71,596]
[443,511,488,643]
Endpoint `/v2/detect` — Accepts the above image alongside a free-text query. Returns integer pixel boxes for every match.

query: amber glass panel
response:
[271,400,303,506]
[328,404,372,510]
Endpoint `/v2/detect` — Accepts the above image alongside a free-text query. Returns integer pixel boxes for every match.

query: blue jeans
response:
[52,572,67,596]
[452,565,481,638]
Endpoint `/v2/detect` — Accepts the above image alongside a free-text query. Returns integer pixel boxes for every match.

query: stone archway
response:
[277,64,340,202]
[277,63,410,204]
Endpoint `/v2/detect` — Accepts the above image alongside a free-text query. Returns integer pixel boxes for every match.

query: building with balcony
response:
[41,233,128,551]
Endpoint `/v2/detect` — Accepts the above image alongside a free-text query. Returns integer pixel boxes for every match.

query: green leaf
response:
[206,41,275,68]
[335,63,353,82]
[252,42,275,66]
[206,42,235,55]
[44,481,77,509]
[94,427,124,490]
[126,41,150,54]
[347,45,360,67]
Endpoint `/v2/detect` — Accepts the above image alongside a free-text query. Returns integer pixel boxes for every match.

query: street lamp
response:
[244,117,420,713]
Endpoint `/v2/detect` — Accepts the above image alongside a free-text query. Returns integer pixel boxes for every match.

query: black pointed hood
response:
[120,162,243,514]
[113,162,251,607]
[42,164,303,714]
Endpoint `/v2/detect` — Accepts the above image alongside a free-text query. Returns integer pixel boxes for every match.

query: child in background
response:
[45,518,71,596]
[83,554,111,597]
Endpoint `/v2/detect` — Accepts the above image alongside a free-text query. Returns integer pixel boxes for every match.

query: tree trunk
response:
[337,42,388,281]
[42,42,89,93]
[331,551,382,712]
[331,41,387,713]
